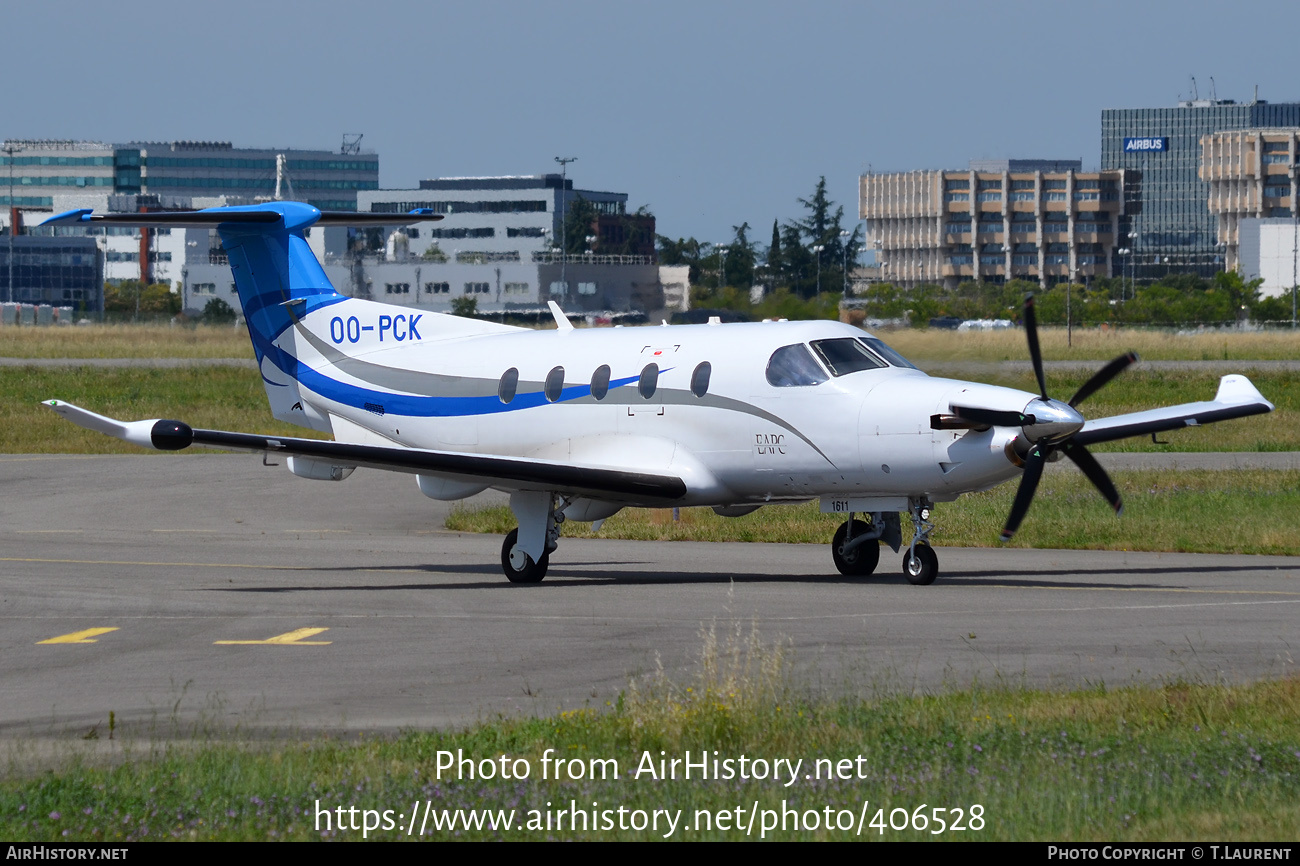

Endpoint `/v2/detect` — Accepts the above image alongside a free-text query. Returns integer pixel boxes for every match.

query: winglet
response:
[41,209,94,227]
[1214,374,1273,410]
[548,301,574,331]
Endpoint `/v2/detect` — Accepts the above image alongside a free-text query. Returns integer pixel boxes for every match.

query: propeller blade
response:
[950,405,1036,428]
[1060,442,1123,515]
[1023,295,1049,401]
[1000,444,1049,542]
[1068,352,1139,408]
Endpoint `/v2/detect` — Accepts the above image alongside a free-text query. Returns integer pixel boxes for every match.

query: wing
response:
[1071,374,1274,446]
[43,400,686,503]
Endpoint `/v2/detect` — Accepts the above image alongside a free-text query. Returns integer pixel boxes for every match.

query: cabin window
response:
[638,363,659,399]
[765,344,828,387]
[498,367,519,404]
[544,366,565,402]
[690,361,712,397]
[810,339,887,376]
[591,364,611,400]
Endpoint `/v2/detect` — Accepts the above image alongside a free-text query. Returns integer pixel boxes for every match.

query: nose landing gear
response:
[902,499,938,585]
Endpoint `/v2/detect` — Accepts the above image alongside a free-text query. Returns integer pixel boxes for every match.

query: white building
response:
[1237,217,1300,297]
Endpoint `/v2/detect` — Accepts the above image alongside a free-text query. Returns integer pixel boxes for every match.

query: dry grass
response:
[881,326,1300,362]
[0,323,253,359]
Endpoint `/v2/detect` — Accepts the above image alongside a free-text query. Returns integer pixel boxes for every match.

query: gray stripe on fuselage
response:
[290,317,835,465]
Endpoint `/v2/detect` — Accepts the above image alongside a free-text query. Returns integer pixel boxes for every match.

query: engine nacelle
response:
[416,473,489,501]
[286,456,355,481]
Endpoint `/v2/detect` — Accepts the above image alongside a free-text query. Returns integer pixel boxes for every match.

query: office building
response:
[2,139,378,213]
[1100,95,1300,276]
[860,160,1137,289]
[0,235,103,310]
[352,175,668,314]
[1200,128,1300,273]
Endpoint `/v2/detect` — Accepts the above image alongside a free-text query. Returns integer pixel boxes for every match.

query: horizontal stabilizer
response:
[41,205,442,229]
[43,400,686,503]
[1072,374,1274,446]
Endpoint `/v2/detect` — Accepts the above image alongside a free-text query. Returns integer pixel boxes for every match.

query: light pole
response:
[3,141,19,302]
[717,244,729,289]
[1291,164,1298,329]
[812,244,825,294]
[839,230,851,295]
[554,156,577,299]
[1118,248,1130,306]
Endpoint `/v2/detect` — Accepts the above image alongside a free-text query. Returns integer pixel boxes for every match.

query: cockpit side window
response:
[810,338,887,376]
[858,336,919,369]
[765,343,829,387]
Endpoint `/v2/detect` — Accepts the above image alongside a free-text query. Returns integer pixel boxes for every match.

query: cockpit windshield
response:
[858,336,919,370]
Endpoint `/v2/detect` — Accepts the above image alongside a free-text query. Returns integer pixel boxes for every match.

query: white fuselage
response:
[263,301,1035,509]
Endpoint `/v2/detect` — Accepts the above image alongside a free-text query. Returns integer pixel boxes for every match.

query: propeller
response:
[995,295,1138,541]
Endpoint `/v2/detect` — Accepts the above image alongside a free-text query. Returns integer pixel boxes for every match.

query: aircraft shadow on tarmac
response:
[192,558,1293,593]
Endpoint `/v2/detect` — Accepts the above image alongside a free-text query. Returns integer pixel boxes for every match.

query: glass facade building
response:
[1101,100,1300,277]
[0,236,103,310]
[2,140,379,212]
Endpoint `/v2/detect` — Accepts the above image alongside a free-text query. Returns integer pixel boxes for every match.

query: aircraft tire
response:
[501,528,549,583]
[832,519,880,576]
[903,543,938,585]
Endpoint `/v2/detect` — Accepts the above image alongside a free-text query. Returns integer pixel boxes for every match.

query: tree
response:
[724,222,757,289]
[421,243,448,263]
[767,219,782,282]
[563,196,599,255]
[656,235,707,284]
[449,295,478,317]
[785,176,859,296]
[103,280,177,317]
[202,297,236,324]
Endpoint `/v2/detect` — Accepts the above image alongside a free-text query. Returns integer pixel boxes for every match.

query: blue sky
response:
[7,0,1298,245]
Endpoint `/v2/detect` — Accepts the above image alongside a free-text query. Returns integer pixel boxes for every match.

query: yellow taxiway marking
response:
[38,627,119,644]
[214,627,331,646]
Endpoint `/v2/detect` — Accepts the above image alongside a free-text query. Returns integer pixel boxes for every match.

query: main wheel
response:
[832,519,880,576]
[902,543,938,585]
[501,528,549,583]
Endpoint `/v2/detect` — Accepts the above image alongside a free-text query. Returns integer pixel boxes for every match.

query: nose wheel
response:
[902,543,938,585]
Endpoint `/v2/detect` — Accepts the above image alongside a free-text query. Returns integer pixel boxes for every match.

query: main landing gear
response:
[831,499,939,585]
[501,491,567,583]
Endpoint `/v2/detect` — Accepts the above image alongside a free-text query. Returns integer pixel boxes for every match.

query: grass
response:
[0,366,327,453]
[448,469,1300,556]
[0,323,254,360]
[2,620,1297,841]
[3,365,1296,454]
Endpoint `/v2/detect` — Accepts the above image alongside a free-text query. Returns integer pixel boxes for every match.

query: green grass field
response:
[447,468,1300,557]
[2,631,1297,841]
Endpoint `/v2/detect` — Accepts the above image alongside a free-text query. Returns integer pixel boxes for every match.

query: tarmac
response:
[1,453,1296,738]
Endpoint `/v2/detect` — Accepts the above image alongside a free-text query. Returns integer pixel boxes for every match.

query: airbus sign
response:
[1124,137,1169,153]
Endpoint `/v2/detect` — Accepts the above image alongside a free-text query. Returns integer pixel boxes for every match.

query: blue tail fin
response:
[215,201,341,366]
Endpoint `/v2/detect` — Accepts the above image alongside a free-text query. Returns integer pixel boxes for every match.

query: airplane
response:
[39,201,1275,585]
